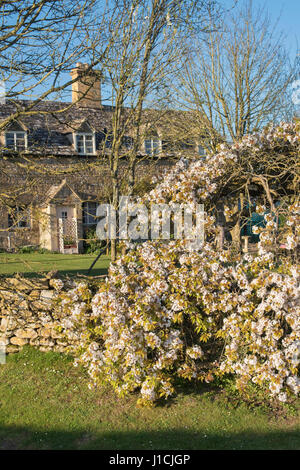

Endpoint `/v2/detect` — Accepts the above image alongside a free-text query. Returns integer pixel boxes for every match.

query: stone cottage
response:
[0,63,205,252]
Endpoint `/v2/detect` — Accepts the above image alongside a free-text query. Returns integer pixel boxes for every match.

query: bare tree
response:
[0,1,109,128]
[93,0,223,260]
[0,0,224,265]
[174,0,295,151]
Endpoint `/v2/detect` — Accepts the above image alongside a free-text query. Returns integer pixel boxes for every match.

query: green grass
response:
[0,347,299,450]
[0,252,110,277]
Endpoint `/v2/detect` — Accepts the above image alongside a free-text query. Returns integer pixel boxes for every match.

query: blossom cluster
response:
[60,123,299,406]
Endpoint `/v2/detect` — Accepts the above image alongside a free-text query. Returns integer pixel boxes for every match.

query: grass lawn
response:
[0,252,110,277]
[0,346,299,450]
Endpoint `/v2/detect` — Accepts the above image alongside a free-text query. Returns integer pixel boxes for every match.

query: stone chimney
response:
[70,63,102,108]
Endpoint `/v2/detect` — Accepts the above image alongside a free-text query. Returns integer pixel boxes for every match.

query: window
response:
[123,136,133,149]
[61,211,68,220]
[82,201,97,225]
[144,137,161,156]
[8,206,31,229]
[5,132,27,151]
[75,133,95,155]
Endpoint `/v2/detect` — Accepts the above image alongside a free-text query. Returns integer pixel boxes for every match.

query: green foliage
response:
[16,246,57,254]
[216,375,299,418]
[17,245,40,253]
[63,238,75,247]
[83,228,105,254]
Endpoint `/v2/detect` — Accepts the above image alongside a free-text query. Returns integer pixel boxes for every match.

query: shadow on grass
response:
[153,381,220,410]
[0,425,299,450]
[49,267,109,278]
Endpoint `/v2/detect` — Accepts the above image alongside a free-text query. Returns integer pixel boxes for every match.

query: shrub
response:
[83,227,105,254]
[17,245,39,253]
[60,123,299,406]
[16,246,55,254]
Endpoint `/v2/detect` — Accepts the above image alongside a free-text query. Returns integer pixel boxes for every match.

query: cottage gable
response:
[43,180,82,207]
[5,119,28,132]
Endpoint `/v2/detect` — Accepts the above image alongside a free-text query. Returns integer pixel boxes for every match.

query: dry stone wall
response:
[0,274,81,354]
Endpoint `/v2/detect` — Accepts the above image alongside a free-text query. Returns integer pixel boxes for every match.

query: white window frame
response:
[82,201,97,225]
[144,137,161,156]
[5,131,27,151]
[75,132,95,155]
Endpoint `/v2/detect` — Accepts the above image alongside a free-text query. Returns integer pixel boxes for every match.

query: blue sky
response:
[255,0,299,60]
[223,0,300,62]
[4,0,300,102]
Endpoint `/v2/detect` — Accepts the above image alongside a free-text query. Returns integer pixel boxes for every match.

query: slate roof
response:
[0,99,192,206]
[0,99,115,156]
[0,97,209,163]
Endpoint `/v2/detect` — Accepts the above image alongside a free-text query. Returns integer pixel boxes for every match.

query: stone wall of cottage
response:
[0,275,87,354]
[0,157,176,250]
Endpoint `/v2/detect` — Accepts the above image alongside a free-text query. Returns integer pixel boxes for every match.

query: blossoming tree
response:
[60,122,299,406]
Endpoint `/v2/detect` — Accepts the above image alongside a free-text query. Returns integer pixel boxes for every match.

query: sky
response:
[3,0,300,103]
[257,0,299,61]
[223,0,300,63]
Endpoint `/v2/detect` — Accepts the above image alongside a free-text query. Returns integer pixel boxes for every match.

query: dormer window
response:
[5,131,27,151]
[75,133,95,155]
[144,137,161,156]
